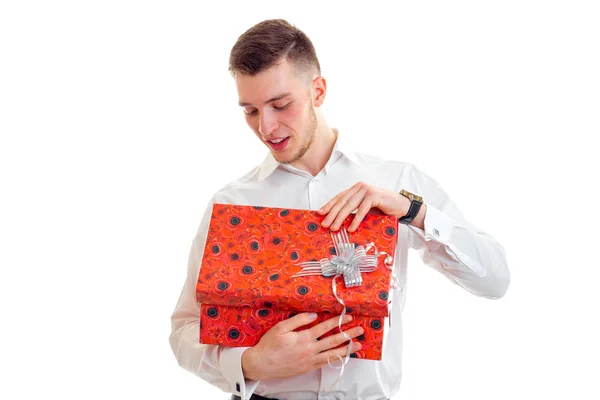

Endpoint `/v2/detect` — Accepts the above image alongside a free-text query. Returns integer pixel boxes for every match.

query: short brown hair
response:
[229,19,321,78]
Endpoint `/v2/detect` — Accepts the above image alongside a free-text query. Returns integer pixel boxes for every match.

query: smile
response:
[267,136,290,151]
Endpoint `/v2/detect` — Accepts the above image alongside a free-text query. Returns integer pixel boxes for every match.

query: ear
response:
[312,76,327,107]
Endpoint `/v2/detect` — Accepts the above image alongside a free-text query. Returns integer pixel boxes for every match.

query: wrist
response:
[241,347,262,381]
[397,189,424,226]
[410,203,427,230]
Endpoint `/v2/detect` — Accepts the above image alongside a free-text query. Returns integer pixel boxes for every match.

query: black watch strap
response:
[398,200,422,224]
[398,189,423,225]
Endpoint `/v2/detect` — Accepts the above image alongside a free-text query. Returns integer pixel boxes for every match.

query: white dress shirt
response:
[169,130,510,400]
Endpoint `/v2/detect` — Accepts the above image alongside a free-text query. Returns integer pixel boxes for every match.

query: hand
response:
[241,312,363,381]
[318,182,412,232]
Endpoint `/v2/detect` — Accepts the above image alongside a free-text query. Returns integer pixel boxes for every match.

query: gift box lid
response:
[196,204,398,317]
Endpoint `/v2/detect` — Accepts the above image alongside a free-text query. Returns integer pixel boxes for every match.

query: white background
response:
[1,1,599,399]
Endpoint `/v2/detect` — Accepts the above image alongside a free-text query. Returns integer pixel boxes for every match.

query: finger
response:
[314,326,364,353]
[314,341,362,366]
[319,187,352,216]
[321,200,344,228]
[318,193,342,215]
[330,190,366,231]
[321,185,361,226]
[321,196,349,228]
[276,312,318,333]
[322,187,362,228]
[307,314,352,339]
[347,197,373,232]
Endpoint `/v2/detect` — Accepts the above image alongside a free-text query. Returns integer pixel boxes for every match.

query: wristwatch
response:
[398,189,423,225]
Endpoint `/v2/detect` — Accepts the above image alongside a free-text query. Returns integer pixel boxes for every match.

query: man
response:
[169,19,510,400]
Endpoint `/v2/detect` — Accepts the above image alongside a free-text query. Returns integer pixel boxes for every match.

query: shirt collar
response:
[256,152,280,181]
[256,128,360,181]
[332,129,360,166]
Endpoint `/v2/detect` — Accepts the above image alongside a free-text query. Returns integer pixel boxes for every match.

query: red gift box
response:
[196,204,398,360]
[199,304,387,360]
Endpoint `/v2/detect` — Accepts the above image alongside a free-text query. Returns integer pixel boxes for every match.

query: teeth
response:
[270,138,285,144]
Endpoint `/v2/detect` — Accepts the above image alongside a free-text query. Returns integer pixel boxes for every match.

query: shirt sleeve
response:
[168,194,260,399]
[401,164,511,299]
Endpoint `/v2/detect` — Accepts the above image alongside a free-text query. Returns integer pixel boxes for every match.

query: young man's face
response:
[236,58,318,165]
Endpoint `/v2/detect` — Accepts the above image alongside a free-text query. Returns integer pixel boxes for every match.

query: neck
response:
[290,125,338,176]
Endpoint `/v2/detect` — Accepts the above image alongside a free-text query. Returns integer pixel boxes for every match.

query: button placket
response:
[308,176,323,209]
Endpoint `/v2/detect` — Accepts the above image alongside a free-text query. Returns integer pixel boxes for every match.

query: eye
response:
[273,103,291,111]
[244,109,258,116]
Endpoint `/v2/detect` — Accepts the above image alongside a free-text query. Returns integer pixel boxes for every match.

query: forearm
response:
[170,309,259,398]
[408,205,510,299]
[400,163,510,299]
[169,320,230,389]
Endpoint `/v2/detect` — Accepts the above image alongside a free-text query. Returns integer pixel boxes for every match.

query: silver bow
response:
[292,227,391,287]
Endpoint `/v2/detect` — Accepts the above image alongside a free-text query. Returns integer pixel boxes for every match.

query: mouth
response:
[266,136,290,151]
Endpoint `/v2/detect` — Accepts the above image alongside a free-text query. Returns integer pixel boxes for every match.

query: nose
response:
[258,110,278,137]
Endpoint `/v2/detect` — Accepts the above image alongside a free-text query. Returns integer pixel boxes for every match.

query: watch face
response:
[401,189,423,203]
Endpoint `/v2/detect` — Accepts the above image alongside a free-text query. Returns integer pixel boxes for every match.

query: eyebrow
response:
[238,92,292,107]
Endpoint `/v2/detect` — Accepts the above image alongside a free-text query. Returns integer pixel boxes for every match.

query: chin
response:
[273,153,293,164]
[272,149,298,164]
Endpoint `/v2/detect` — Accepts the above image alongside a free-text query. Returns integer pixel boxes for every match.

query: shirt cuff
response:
[422,203,454,245]
[220,347,260,400]
[420,204,488,277]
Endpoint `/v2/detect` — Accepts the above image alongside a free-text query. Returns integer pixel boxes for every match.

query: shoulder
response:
[351,149,415,174]
[350,149,439,190]
[211,163,265,203]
